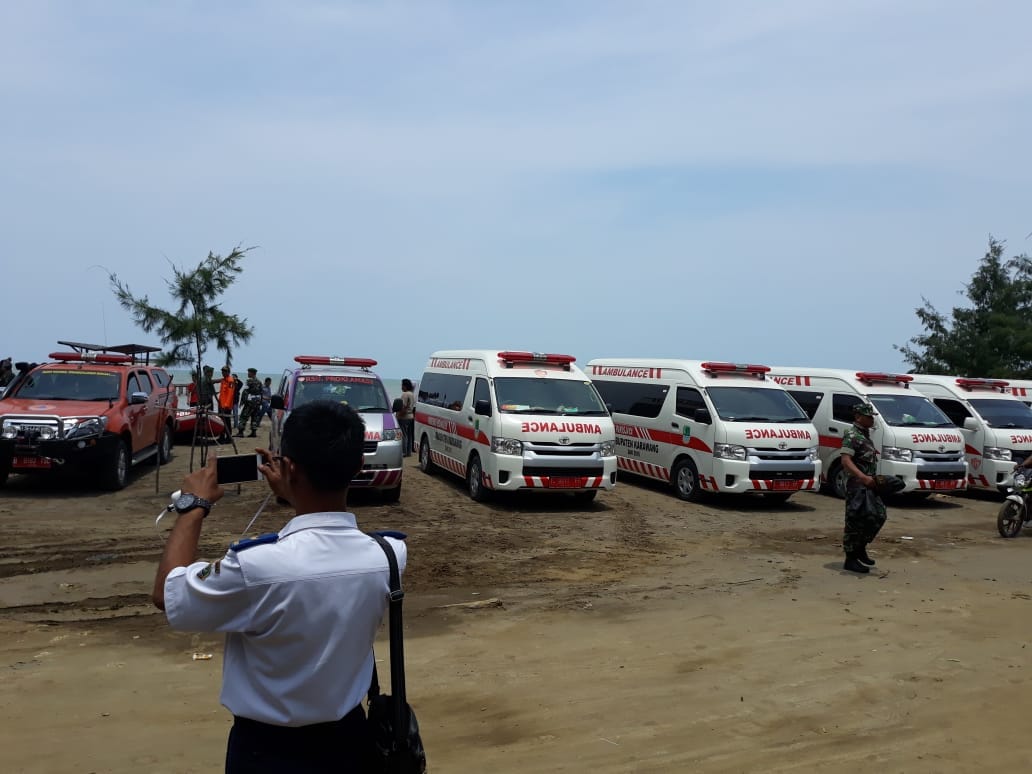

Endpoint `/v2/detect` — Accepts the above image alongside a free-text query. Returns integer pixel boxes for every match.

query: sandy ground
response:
[2,439,1032,773]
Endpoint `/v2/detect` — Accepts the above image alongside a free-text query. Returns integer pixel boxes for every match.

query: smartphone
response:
[216,453,263,484]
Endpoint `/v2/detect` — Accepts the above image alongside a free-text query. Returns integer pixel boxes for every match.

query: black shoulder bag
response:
[367,534,427,774]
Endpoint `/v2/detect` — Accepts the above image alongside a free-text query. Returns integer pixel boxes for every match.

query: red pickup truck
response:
[0,343,177,490]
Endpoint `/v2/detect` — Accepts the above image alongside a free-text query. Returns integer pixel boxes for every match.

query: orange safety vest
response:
[218,376,236,410]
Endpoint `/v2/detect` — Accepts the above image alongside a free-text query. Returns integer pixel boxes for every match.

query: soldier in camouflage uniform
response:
[839,403,886,574]
[236,367,264,438]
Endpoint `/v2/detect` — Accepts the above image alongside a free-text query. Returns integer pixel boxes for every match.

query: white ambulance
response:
[907,374,1032,492]
[586,359,821,503]
[414,350,617,503]
[766,368,967,497]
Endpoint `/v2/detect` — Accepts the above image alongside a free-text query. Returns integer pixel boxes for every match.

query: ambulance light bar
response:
[855,372,913,386]
[49,351,134,365]
[498,351,576,370]
[701,362,770,378]
[294,356,378,369]
[956,377,1009,391]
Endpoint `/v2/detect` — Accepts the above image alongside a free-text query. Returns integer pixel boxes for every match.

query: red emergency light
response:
[294,356,378,368]
[498,351,576,370]
[701,362,770,379]
[956,377,1009,391]
[855,372,913,386]
[48,351,134,365]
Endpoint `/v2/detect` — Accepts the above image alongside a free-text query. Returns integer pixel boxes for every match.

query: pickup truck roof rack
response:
[56,340,162,365]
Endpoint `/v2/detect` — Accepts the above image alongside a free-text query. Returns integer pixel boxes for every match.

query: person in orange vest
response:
[212,366,238,441]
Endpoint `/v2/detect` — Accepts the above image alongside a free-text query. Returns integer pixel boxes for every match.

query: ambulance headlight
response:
[492,437,523,455]
[881,446,913,463]
[600,440,615,457]
[806,446,819,462]
[714,443,747,461]
[381,428,402,442]
[984,446,1012,461]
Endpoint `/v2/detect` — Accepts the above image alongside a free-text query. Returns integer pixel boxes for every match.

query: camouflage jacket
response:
[842,423,878,483]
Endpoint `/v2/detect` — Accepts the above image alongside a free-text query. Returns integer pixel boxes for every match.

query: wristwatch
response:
[173,492,214,518]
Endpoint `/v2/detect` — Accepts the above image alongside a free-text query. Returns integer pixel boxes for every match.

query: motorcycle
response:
[997,467,1032,538]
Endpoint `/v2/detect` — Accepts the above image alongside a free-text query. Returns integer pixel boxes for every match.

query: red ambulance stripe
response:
[646,428,713,453]
[964,444,981,457]
[819,434,842,449]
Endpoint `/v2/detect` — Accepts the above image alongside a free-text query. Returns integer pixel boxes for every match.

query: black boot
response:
[843,553,870,574]
[249,430,257,438]
[858,546,876,566]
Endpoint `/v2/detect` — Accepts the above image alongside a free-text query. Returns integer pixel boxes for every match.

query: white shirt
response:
[164,512,407,726]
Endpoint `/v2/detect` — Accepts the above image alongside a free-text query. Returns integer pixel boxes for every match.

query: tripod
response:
[187,401,239,471]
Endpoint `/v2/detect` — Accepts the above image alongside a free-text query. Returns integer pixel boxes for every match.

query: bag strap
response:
[369,533,408,741]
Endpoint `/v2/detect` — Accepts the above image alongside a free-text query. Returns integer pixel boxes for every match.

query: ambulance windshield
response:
[494,378,608,415]
[706,387,810,423]
[969,398,1032,429]
[291,376,391,413]
[868,394,954,427]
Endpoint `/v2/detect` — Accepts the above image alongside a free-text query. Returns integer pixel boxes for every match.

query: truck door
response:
[126,371,154,453]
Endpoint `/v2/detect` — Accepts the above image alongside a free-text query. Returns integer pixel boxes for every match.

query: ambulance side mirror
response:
[270,395,285,411]
[962,417,978,431]
[693,408,712,424]
[474,399,492,417]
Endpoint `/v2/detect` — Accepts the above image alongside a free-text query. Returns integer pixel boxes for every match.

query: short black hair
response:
[280,400,365,492]
[401,378,414,391]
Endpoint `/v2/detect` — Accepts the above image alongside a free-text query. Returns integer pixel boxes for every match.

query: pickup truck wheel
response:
[0,464,8,488]
[102,440,130,491]
[158,423,173,464]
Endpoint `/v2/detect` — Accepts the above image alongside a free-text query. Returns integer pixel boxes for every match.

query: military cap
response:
[247,367,258,374]
[853,403,877,417]
[203,365,214,372]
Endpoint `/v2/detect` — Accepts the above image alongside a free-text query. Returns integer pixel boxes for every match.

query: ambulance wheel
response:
[572,490,598,505]
[672,458,702,502]
[828,461,848,499]
[763,492,793,505]
[382,485,402,503]
[418,436,435,475]
[467,454,490,502]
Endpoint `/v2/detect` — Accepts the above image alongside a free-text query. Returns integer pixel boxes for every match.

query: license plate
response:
[930,480,954,490]
[12,456,51,470]
[546,477,585,489]
[772,480,802,491]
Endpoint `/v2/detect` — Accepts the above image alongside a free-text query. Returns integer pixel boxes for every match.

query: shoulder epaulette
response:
[230,532,280,552]
[371,530,408,541]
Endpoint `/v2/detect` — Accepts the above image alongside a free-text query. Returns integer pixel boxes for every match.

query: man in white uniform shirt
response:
[152,400,407,773]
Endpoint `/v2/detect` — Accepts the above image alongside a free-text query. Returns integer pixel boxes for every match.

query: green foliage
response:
[897,238,1032,377]
[109,246,255,375]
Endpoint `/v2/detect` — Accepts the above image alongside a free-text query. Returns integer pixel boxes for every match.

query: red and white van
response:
[414,350,617,503]
[588,359,821,502]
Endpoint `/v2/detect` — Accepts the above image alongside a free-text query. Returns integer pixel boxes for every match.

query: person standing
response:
[236,368,264,438]
[199,365,217,411]
[0,357,13,389]
[257,377,273,428]
[840,403,886,574]
[212,366,237,438]
[398,378,416,457]
[152,400,407,772]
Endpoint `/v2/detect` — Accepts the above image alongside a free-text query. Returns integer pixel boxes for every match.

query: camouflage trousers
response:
[843,487,887,554]
[238,398,261,432]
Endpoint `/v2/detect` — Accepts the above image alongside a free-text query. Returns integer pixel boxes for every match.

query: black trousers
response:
[226,704,372,773]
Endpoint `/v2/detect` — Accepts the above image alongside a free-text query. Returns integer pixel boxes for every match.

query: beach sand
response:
[1,438,1030,773]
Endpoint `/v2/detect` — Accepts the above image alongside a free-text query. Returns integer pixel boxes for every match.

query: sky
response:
[2,0,1030,379]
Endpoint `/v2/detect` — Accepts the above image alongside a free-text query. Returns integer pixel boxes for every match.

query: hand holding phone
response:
[216,453,263,484]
